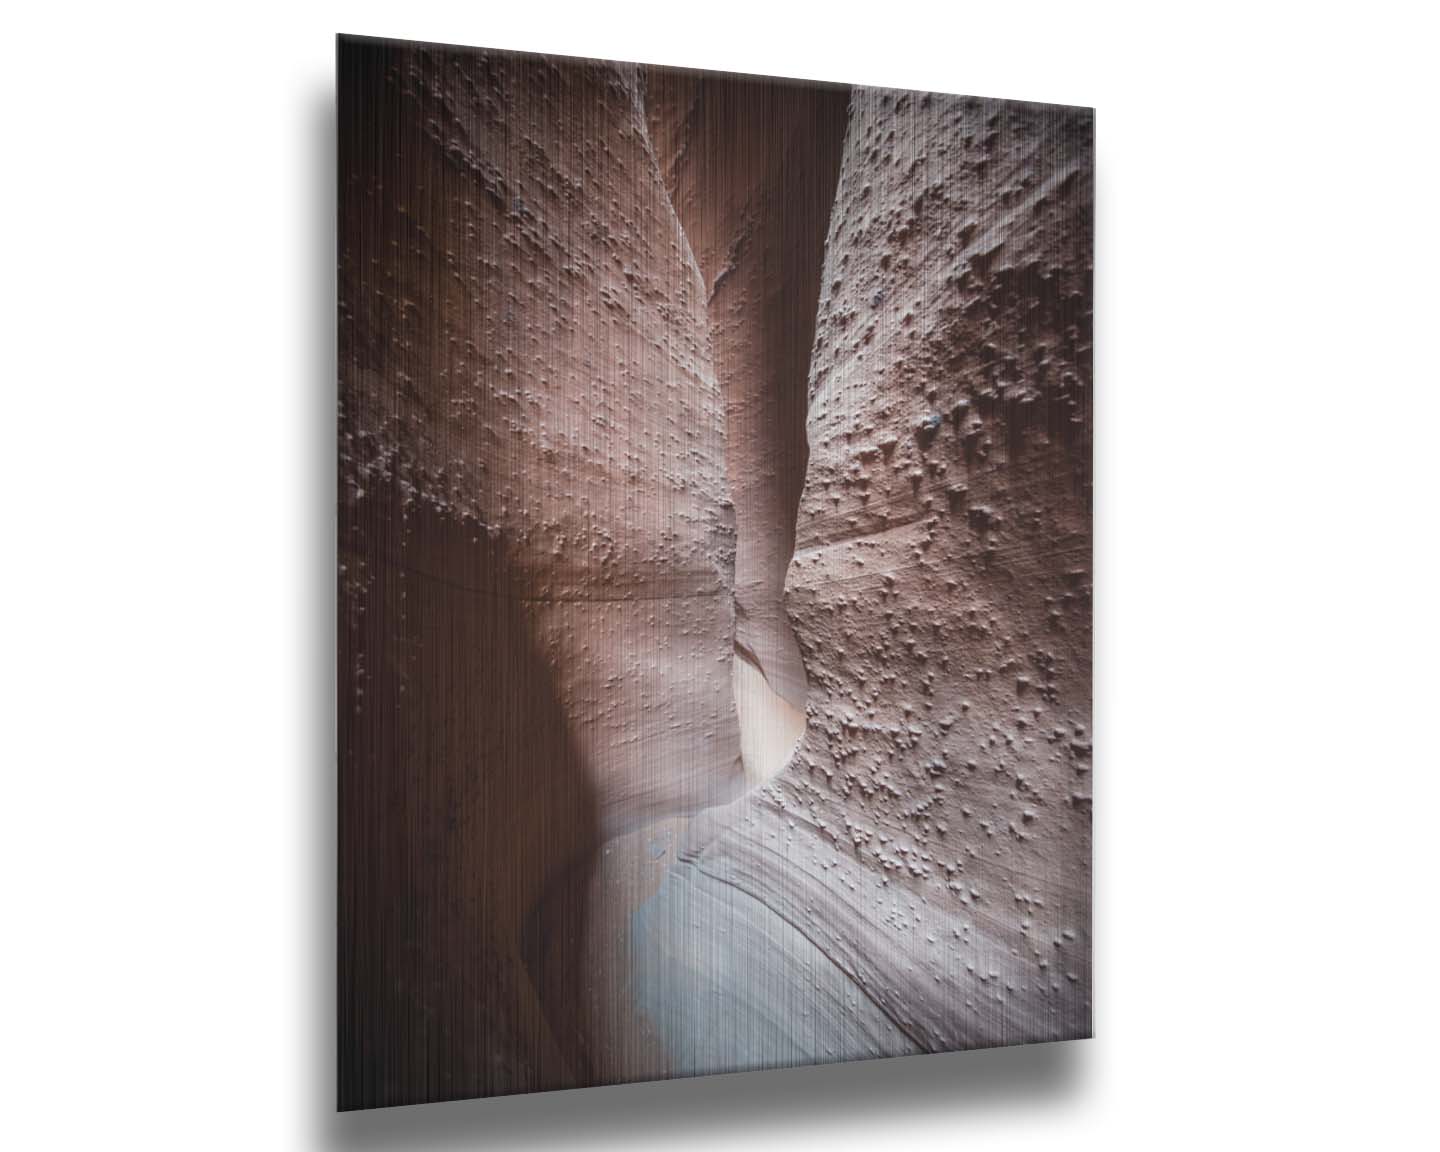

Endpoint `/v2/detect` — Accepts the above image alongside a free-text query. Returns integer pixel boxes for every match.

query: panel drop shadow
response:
[323,1041,1085,1150]
[301,71,338,1145]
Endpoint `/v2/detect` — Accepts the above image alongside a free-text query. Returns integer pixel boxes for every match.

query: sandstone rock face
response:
[643,69,848,785]
[338,42,744,1107]
[643,88,1094,1065]
[339,37,1092,1109]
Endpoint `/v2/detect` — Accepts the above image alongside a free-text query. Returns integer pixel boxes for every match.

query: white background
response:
[2,2,1437,1148]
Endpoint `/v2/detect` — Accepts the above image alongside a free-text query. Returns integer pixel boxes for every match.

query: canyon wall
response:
[338,41,745,1107]
[643,68,848,784]
[639,86,1093,1067]
[338,36,1092,1108]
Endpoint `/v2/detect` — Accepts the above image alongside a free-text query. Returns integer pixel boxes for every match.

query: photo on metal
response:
[337,32,1093,1110]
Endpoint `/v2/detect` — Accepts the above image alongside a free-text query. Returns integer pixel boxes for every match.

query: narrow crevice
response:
[643,68,849,785]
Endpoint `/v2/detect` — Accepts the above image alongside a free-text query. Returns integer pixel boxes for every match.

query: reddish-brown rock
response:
[339,36,1092,1106]
[639,85,1093,1064]
[338,41,744,1107]
[644,69,848,784]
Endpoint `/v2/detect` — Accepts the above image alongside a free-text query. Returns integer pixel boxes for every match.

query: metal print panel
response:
[337,32,1093,1110]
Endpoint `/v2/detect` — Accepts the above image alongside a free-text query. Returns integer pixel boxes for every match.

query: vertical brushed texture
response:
[338,33,1092,1111]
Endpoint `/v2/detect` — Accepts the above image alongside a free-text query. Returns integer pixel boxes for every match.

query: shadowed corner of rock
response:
[338,491,603,1109]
